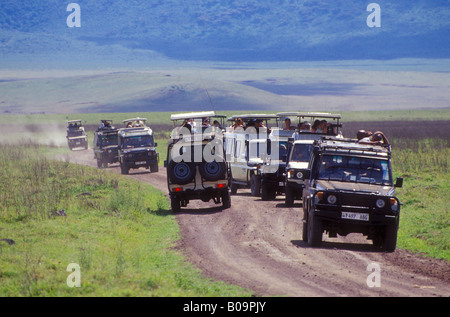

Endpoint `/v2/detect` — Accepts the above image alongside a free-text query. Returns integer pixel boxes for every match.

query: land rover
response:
[166,111,230,212]
[302,137,403,251]
[118,118,159,174]
[93,120,119,168]
[66,120,88,150]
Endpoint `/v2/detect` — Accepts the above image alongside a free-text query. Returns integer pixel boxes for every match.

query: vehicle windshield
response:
[290,144,312,162]
[68,130,84,137]
[318,155,392,185]
[101,134,118,146]
[122,135,154,149]
[278,141,289,161]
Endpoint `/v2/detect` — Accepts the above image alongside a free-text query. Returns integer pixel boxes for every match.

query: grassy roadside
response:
[392,139,449,260]
[0,144,252,296]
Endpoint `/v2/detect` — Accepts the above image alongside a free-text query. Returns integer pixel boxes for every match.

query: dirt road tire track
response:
[65,150,450,297]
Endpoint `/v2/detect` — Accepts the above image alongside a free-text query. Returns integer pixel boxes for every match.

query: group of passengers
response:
[357,130,390,146]
[229,118,266,132]
[283,118,336,135]
[178,117,221,133]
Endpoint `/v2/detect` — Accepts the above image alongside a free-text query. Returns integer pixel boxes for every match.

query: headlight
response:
[376,199,385,208]
[327,194,337,204]
[296,171,303,179]
[390,198,399,211]
[316,191,324,200]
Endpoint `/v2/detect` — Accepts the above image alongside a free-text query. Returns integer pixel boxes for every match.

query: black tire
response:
[222,191,231,209]
[168,161,196,185]
[250,174,261,197]
[171,196,181,213]
[120,162,129,175]
[285,184,294,207]
[230,180,238,195]
[307,209,323,247]
[302,199,309,242]
[382,224,398,252]
[199,160,226,181]
[150,163,159,173]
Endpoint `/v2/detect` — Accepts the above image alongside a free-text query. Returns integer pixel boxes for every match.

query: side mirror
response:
[395,177,403,188]
[154,142,158,147]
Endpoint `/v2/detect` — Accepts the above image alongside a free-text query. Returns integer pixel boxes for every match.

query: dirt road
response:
[66,150,449,297]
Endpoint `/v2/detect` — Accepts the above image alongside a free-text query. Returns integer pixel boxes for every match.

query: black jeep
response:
[166,111,230,212]
[302,137,403,251]
[93,120,119,168]
[118,118,159,174]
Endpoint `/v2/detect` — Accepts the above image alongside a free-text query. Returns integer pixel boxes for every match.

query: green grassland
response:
[0,143,252,296]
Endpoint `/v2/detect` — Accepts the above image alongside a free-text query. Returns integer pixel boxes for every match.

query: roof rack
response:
[317,136,391,157]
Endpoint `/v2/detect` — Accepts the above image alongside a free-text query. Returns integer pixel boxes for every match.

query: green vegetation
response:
[392,139,449,260]
[0,143,252,296]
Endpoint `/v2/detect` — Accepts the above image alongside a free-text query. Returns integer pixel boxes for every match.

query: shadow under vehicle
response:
[302,136,403,251]
[66,120,88,150]
[165,111,230,212]
[93,120,119,168]
[118,118,159,175]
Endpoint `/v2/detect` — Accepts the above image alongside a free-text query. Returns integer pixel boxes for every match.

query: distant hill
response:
[1,0,449,65]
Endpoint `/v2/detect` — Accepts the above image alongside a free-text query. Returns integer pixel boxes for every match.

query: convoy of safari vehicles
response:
[66,110,402,251]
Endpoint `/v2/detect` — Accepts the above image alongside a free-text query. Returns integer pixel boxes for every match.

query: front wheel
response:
[120,162,129,175]
[307,209,323,247]
[285,184,294,207]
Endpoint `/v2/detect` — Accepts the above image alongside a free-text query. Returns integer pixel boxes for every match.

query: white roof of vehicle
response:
[228,114,278,121]
[277,112,341,119]
[170,111,216,121]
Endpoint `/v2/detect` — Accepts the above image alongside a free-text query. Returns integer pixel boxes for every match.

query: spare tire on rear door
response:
[168,160,196,185]
[199,159,226,181]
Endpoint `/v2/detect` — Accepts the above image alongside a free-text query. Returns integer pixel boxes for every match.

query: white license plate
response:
[136,161,147,165]
[341,212,369,221]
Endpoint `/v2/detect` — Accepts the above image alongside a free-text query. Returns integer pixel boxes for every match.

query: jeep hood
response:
[316,180,394,196]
